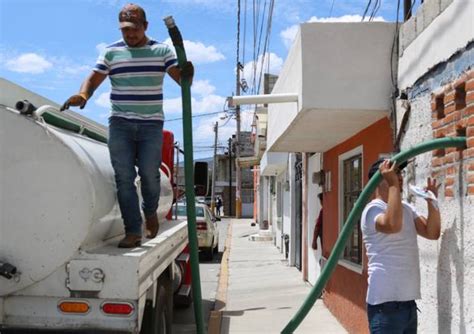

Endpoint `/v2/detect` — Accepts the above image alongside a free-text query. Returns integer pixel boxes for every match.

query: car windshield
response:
[173,205,205,217]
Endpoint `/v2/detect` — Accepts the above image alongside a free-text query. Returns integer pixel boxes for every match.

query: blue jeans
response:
[367,301,417,334]
[108,117,163,236]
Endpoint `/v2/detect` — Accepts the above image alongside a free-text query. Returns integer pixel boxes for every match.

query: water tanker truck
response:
[0,78,193,333]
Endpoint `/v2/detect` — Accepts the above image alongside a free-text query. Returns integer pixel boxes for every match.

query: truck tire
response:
[141,275,173,334]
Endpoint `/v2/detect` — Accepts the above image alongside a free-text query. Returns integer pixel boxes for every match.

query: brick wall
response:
[431,69,474,197]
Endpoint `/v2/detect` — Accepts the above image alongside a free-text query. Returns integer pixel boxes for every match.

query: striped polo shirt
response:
[94,39,177,121]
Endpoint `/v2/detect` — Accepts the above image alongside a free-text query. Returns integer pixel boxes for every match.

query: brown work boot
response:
[145,213,159,239]
[118,234,142,248]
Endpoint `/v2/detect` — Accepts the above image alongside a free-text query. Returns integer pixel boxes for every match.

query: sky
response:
[0,0,415,159]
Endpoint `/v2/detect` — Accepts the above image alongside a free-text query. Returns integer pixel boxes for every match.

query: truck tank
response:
[0,98,173,296]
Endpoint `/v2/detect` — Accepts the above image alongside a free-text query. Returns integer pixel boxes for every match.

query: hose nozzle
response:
[163,16,176,29]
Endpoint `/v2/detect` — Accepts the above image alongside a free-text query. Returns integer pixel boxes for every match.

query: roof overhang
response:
[260,151,288,176]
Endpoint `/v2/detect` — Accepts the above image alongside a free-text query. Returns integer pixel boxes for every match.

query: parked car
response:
[193,196,221,221]
[172,203,219,260]
[195,196,212,207]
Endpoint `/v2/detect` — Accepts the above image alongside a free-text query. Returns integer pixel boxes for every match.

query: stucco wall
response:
[398,1,473,328]
[397,60,474,333]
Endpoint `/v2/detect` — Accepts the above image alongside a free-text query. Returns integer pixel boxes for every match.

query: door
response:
[294,154,303,271]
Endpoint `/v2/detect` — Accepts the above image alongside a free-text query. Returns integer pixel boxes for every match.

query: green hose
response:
[282,136,467,333]
[164,16,205,334]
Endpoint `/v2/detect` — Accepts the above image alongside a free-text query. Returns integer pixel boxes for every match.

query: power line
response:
[328,0,336,17]
[166,110,225,122]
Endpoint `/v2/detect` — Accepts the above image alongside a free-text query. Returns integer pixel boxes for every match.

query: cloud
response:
[94,92,111,108]
[96,43,108,54]
[164,97,184,115]
[193,80,216,97]
[241,52,284,93]
[164,38,225,64]
[280,15,386,48]
[61,65,91,75]
[5,53,53,74]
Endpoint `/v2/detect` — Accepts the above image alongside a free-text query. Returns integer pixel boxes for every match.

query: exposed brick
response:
[468,163,474,172]
[462,147,474,158]
[446,147,458,154]
[444,92,456,104]
[443,110,461,125]
[468,70,474,81]
[444,103,456,115]
[456,118,468,129]
[445,187,454,197]
[442,124,456,137]
[467,79,474,92]
[467,126,474,137]
[432,157,444,167]
[468,137,474,148]
[446,166,456,175]
[464,105,474,116]
[468,173,474,184]
[467,91,474,104]
[432,119,444,129]
[445,176,455,186]
[453,74,468,88]
[468,184,474,196]
[444,152,461,164]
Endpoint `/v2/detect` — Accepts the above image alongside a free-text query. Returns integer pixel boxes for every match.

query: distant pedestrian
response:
[311,193,323,250]
[361,158,441,334]
[216,197,222,216]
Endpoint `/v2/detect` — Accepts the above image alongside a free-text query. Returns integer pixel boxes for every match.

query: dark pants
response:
[367,301,417,334]
[108,117,163,236]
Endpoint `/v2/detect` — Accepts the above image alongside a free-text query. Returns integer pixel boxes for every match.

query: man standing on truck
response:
[361,158,441,333]
[61,3,193,248]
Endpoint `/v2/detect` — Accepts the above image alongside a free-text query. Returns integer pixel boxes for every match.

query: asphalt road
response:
[172,218,230,333]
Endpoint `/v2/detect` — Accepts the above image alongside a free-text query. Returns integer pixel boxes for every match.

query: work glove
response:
[60,94,88,111]
[180,61,194,81]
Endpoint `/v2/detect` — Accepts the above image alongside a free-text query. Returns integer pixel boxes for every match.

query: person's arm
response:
[312,210,323,250]
[375,160,403,234]
[414,177,441,240]
[60,71,107,111]
[167,61,194,86]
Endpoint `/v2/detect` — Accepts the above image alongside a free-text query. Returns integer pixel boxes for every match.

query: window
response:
[339,148,363,267]
[172,205,205,217]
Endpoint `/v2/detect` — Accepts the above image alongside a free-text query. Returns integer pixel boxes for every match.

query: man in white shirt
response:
[361,158,441,333]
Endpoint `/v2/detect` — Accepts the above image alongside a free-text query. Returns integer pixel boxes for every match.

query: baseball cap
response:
[368,157,408,180]
[119,3,147,29]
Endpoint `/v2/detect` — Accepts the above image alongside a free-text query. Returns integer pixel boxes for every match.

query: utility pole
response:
[228,137,233,216]
[210,122,218,215]
[235,0,242,218]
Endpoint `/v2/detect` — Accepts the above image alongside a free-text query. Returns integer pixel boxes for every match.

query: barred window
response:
[341,153,363,265]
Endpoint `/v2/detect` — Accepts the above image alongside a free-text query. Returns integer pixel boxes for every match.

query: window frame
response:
[337,145,364,273]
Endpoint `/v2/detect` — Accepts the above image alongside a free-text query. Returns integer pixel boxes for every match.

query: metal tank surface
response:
[0,105,173,296]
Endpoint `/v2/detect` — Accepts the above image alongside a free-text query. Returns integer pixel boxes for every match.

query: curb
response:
[208,221,233,334]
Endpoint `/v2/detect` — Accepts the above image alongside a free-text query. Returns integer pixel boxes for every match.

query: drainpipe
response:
[229,93,298,106]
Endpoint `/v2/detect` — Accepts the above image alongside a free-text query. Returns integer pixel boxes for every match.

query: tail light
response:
[58,301,90,314]
[101,302,134,315]
[196,221,207,230]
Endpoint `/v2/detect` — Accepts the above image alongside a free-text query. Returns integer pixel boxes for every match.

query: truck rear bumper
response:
[1,295,138,333]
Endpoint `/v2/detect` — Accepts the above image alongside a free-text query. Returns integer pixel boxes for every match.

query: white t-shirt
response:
[361,199,421,305]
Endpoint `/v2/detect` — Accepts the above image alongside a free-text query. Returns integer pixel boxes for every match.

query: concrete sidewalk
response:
[212,218,347,334]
